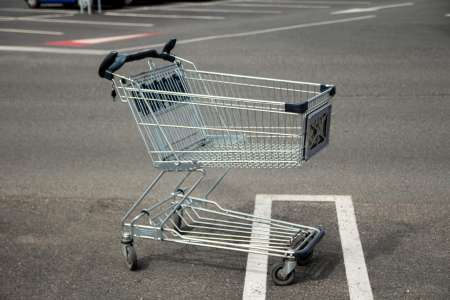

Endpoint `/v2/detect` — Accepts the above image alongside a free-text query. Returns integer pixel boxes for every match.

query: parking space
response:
[0,0,449,299]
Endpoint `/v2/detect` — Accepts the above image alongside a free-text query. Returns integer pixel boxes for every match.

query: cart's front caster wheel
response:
[271,262,295,286]
[121,244,137,271]
[296,250,314,266]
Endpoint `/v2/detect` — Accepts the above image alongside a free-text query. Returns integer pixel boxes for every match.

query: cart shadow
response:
[136,247,341,283]
[296,251,341,282]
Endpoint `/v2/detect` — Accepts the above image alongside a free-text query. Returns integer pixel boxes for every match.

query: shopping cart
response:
[98,39,335,285]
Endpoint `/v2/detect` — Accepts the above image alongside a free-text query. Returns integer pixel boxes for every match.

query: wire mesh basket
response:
[112,57,334,169]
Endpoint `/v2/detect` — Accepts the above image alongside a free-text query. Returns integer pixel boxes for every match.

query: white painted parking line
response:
[332,2,413,15]
[20,13,75,19]
[445,13,450,17]
[119,2,203,12]
[105,11,225,20]
[0,16,154,27]
[119,15,375,52]
[0,15,375,55]
[242,196,272,300]
[222,3,330,9]
[125,7,282,14]
[230,0,371,4]
[243,195,373,300]
[0,28,63,35]
[46,32,160,47]
[159,0,370,7]
[0,7,76,13]
[0,17,16,21]
[0,46,107,55]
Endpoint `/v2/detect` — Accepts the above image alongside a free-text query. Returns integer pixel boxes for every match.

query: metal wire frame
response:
[110,57,332,170]
[112,56,329,265]
[124,195,319,258]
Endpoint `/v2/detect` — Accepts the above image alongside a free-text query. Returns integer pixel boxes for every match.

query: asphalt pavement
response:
[0,0,449,299]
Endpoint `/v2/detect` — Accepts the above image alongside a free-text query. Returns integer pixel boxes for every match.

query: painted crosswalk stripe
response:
[46,32,160,47]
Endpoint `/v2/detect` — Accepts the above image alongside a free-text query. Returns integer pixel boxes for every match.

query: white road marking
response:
[0,28,63,35]
[119,2,203,12]
[46,32,160,47]
[20,13,75,19]
[0,7,76,13]
[0,12,75,21]
[242,196,272,300]
[0,16,154,27]
[119,15,376,52]
[332,2,413,15]
[0,17,16,21]
[445,13,450,17]
[334,196,373,300]
[222,3,330,9]
[230,0,371,4]
[123,7,282,14]
[0,15,375,55]
[105,11,225,20]
[161,0,371,7]
[0,46,107,55]
[69,32,158,45]
[243,195,373,300]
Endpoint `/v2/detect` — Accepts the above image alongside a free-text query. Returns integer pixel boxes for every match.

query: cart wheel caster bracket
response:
[271,260,296,286]
[121,244,138,271]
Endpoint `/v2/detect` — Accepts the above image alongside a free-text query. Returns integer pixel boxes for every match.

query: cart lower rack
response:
[98,39,334,285]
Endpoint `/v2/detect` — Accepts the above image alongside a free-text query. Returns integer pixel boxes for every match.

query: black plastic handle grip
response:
[98,39,177,80]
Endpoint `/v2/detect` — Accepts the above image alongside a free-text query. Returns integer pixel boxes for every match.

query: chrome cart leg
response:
[172,171,193,196]
[120,171,166,270]
[160,169,206,231]
[121,170,166,226]
[173,168,225,229]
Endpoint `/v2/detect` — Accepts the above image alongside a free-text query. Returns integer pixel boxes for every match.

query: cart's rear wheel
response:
[121,244,137,271]
[296,250,314,266]
[271,262,295,286]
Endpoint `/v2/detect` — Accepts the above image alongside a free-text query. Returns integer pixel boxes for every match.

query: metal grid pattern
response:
[126,195,318,258]
[112,58,332,169]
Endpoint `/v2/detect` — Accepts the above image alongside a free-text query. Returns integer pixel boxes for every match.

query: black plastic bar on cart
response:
[98,39,177,81]
[284,84,335,114]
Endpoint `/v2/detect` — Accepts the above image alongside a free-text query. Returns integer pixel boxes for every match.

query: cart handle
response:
[98,39,177,80]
